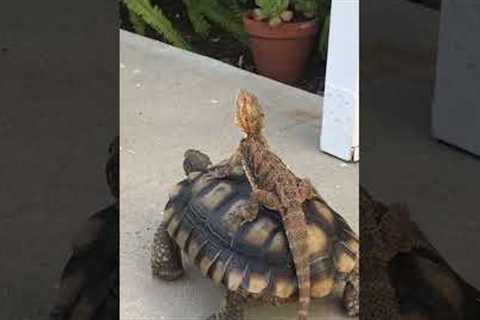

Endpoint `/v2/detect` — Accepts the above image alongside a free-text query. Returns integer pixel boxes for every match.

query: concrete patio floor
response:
[120,30,358,320]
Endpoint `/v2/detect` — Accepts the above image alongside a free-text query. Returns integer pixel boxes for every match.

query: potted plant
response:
[243,0,325,84]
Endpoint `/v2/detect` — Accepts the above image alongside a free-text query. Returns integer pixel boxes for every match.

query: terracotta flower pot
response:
[243,11,319,84]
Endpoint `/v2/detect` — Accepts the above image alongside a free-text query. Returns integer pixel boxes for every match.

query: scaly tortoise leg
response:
[343,261,359,317]
[151,221,184,281]
[206,291,248,320]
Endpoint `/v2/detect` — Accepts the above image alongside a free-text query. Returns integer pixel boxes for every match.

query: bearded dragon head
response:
[234,89,265,136]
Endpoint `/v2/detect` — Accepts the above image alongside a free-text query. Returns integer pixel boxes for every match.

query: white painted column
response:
[432,0,480,156]
[320,0,359,161]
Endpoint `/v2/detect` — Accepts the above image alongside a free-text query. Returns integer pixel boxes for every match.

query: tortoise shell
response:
[163,172,358,299]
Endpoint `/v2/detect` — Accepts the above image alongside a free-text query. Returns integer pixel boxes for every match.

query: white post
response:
[432,0,480,156]
[320,0,359,161]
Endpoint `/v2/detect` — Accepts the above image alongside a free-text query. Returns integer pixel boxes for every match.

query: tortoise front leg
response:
[150,221,184,281]
[206,291,248,320]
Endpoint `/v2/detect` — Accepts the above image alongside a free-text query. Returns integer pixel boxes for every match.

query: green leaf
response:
[183,0,211,38]
[318,13,329,59]
[123,0,191,50]
[254,8,266,20]
[196,0,248,44]
[256,0,288,19]
[269,16,282,26]
[129,10,146,36]
[294,0,320,18]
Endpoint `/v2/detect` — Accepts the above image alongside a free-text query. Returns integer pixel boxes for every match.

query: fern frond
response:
[196,0,247,44]
[183,0,211,38]
[318,14,329,59]
[129,10,147,35]
[316,0,331,22]
[223,0,247,20]
[123,0,191,50]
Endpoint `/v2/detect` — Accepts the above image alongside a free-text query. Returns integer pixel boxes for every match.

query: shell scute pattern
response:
[242,216,277,248]
[165,174,358,299]
[209,250,233,284]
[310,271,336,298]
[272,272,297,298]
[333,242,357,274]
[175,220,193,250]
[267,230,288,256]
[166,212,183,238]
[186,230,208,262]
[198,181,236,212]
[225,254,248,291]
[310,255,333,278]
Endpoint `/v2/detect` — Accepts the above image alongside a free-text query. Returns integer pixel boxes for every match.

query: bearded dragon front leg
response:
[251,189,281,209]
[205,150,245,181]
[297,178,318,201]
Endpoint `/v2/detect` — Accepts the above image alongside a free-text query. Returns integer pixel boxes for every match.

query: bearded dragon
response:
[208,90,315,320]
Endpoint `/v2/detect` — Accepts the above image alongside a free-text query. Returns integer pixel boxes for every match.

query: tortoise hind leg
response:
[343,262,359,317]
[151,221,184,281]
[206,291,248,320]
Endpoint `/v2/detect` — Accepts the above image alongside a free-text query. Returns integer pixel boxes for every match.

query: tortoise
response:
[151,150,359,319]
[360,186,480,320]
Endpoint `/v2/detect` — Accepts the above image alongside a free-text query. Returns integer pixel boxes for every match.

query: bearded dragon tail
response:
[282,208,310,320]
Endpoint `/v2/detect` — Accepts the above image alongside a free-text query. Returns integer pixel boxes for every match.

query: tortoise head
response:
[234,89,265,136]
[183,149,212,176]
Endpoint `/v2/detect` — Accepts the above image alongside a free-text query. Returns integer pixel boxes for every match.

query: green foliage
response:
[294,0,319,18]
[184,0,211,37]
[254,0,291,26]
[128,10,146,36]
[223,0,248,19]
[252,0,331,26]
[123,0,247,48]
[189,0,247,43]
[315,0,331,22]
[315,0,331,59]
[123,0,191,49]
[122,0,331,61]
[251,0,331,58]
[318,13,329,59]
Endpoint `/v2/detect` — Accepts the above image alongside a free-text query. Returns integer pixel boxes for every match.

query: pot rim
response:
[243,10,319,39]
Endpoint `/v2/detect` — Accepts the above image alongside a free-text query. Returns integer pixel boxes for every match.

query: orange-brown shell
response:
[164,174,358,299]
